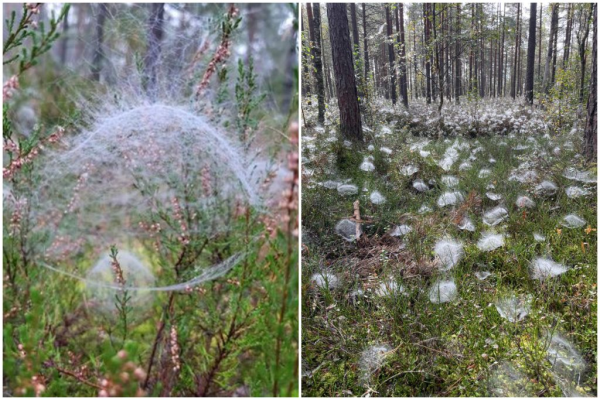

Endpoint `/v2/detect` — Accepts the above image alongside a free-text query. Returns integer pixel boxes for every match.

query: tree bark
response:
[537,4,542,80]
[308,4,326,124]
[497,4,505,96]
[543,3,558,93]
[424,3,432,104]
[578,5,592,102]
[302,6,311,99]
[327,3,363,142]
[385,4,397,105]
[397,3,408,108]
[362,4,370,90]
[583,4,597,160]
[563,3,573,68]
[478,3,485,98]
[525,3,537,105]
[350,4,364,106]
[550,10,558,85]
[455,3,461,103]
[510,3,520,99]
[584,3,597,162]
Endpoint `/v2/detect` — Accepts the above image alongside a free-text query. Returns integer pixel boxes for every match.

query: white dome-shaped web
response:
[30,103,259,295]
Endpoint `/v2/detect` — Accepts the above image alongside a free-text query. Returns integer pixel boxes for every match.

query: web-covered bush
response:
[4,3,298,397]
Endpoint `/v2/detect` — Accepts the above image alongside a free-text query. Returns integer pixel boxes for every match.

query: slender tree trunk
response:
[362,4,370,91]
[350,4,364,106]
[302,6,311,98]
[469,4,474,93]
[327,3,362,141]
[525,3,537,105]
[413,20,418,99]
[385,4,397,104]
[455,3,461,103]
[551,13,558,85]
[397,3,408,108]
[321,18,334,100]
[584,3,597,161]
[537,3,542,81]
[543,3,558,93]
[433,3,444,109]
[308,4,326,124]
[511,3,520,99]
[91,3,108,81]
[497,4,505,96]
[424,3,432,104]
[478,4,485,97]
[563,4,573,68]
[578,5,593,102]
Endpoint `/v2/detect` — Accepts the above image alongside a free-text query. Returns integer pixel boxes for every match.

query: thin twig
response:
[52,365,102,390]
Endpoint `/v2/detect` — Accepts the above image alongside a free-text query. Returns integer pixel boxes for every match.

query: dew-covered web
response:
[6,3,297,298]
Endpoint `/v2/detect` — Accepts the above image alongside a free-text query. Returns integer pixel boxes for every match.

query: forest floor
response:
[301,96,597,397]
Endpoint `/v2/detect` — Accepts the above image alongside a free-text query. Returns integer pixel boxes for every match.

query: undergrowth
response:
[301,96,597,397]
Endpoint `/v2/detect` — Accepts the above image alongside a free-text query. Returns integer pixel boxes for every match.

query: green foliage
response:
[541,67,581,133]
[3,289,54,396]
[235,56,266,144]
[4,4,70,74]
[3,4,298,397]
[110,246,133,344]
[302,115,596,396]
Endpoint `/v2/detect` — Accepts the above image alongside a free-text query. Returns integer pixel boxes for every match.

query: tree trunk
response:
[413,19,418,99]
[144,3,164,100]
[385,4,397,105]
[397,3,408,108]
[309,4,326,124]
[537,3,542,80]
[350,3,364,106]
[584,3,597,162]
[578,5,593,102]
[525,3,537,105]
[362,4,370,89]
[551,12,558,85]
[327,3,363,142]
[543,3,558,93]
[424,3,432,104]
[497,4,505,96]
[563,4,573,67]
[302,7,311,99]
[510,3,520,99]
[91,3,108,81]
[469,4,474,93]
[478,4,485,98]
[455,3,461,103]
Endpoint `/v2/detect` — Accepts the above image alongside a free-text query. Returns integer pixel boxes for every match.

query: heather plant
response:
[4,3,298,397]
